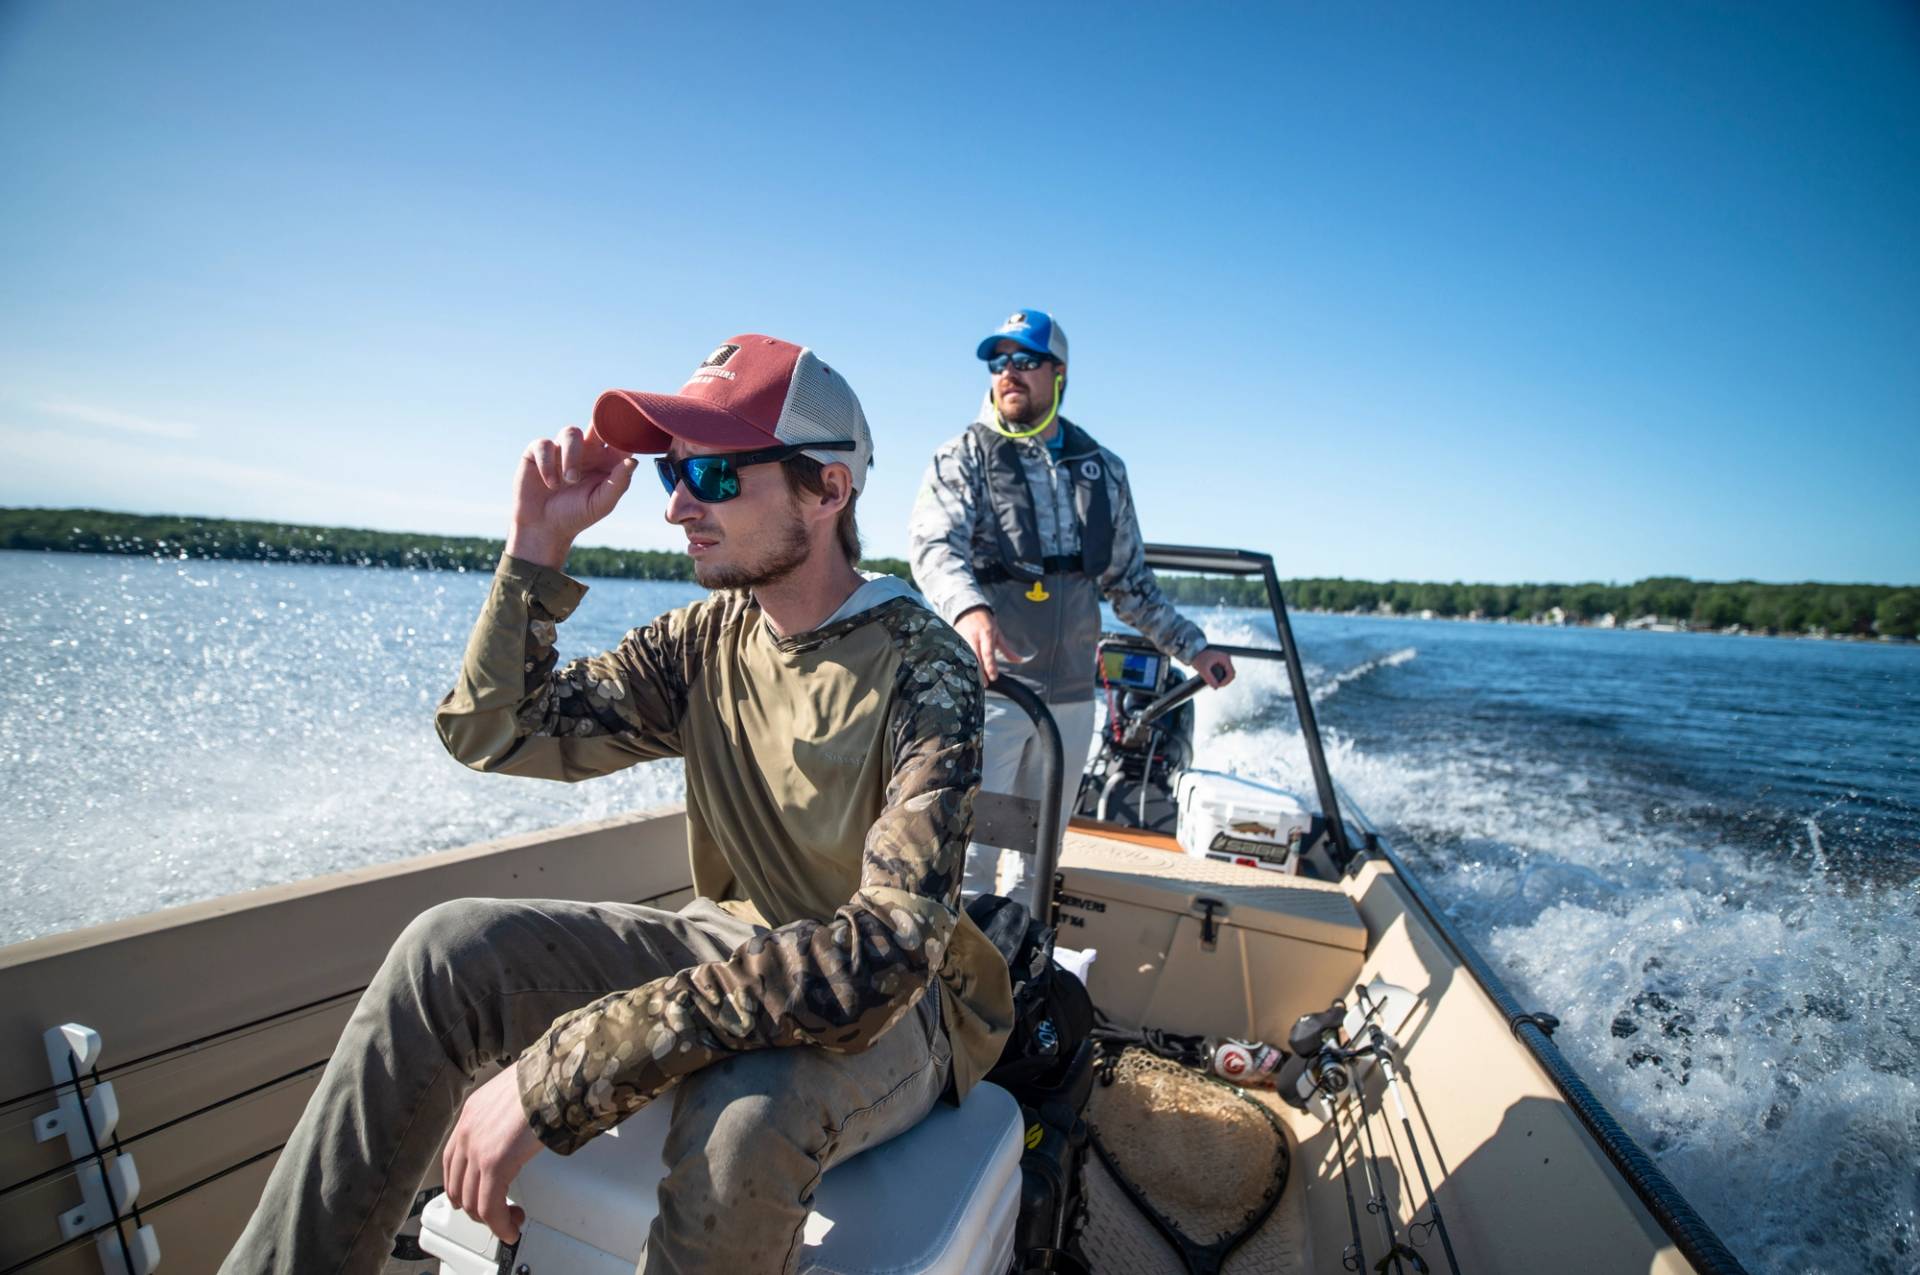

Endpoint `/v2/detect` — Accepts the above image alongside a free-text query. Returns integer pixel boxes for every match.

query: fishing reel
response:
[1277,1001,1355,1113]
[1277,981,1419,1120]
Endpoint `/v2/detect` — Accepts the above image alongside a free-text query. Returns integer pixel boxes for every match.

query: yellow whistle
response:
[1025,580,1050,602]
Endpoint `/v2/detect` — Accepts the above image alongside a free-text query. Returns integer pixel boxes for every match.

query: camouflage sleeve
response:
[515,609,983,1155]
[908,434,993,627]
[434,554,689,780]
[1098,453,1210,663]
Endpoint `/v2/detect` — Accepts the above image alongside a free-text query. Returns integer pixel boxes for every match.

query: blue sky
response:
[2,1,1915,584]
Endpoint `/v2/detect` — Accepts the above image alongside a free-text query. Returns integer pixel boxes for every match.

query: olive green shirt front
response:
[436,555,1013,1154]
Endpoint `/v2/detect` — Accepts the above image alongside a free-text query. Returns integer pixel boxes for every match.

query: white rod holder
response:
[31,1022,161,1272]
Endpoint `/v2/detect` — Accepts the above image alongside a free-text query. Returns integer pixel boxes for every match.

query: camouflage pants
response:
[964,693,1097,904]
[219,895,949,1275]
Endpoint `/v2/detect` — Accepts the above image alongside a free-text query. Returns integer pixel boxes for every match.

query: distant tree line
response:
[1154,573,1918,639]
[0,507,914,584]
[5,508,1912,639]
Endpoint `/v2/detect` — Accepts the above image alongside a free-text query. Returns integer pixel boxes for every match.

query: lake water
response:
[2,550,1915,1272]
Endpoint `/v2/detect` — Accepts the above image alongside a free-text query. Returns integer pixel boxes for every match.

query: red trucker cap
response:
[592,335,874,491]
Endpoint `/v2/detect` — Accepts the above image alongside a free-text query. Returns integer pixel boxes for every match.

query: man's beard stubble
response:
[692,516,811,591]
[995,386,1037,425]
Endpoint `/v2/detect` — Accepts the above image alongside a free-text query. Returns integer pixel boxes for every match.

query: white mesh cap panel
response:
[775,348,874,491]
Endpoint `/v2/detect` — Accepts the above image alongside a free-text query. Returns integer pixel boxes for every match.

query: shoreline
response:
[1294,604,1918,645]
[7,543,1911,650]
[4,506,1914,644]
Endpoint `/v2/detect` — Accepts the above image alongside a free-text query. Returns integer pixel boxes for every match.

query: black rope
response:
[0,987,361,1112]
[0,1144,286,1275]
[0,1057,329,1202]
[121,1058,329,1149]
[1509,1011,1560,1038]
[101,1087,148,1239]
[65,1056,136,1275]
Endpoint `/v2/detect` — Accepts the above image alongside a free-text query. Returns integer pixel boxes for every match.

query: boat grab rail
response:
[982,677,1064,924]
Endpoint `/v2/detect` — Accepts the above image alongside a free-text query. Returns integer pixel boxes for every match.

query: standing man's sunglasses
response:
[985,351,1053,375]
[654,441,855,504]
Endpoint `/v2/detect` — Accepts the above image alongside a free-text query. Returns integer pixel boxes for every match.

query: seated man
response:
[220,334,1013,1275]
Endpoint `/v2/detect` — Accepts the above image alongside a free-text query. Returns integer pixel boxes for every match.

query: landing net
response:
[1085,1046,1292,1275]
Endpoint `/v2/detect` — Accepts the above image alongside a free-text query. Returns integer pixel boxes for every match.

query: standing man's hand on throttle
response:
[507,424,639,570]
[954,607,1031,684]
[1193,647,1236,689]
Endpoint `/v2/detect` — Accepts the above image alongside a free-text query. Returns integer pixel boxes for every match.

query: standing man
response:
[909,309,1235,899]
[222,335,1011,1274]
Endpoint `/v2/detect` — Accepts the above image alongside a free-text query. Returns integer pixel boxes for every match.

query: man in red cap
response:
[222,336,1012,1274]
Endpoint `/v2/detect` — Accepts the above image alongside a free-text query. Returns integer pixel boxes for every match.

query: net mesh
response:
[1087,1047,1291,1253]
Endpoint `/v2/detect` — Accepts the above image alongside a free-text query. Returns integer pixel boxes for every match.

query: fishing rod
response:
[1319,1052,1428,1274]
[1285,986,1459,1275]
[1375,1040,1462,1275]
[1329,1091,1369,1274]
[1351,1073,1412,1274]
[1353,986,1462,1275]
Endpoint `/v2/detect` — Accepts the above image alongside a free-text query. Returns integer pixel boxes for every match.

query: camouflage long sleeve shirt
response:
[435,556,1013,1155]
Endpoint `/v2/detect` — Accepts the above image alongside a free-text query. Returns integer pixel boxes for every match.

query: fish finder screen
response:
[1101,648,1163,692]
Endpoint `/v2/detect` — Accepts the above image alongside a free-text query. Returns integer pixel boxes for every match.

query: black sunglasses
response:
[654,440,856,504]
[986,350,1052,375]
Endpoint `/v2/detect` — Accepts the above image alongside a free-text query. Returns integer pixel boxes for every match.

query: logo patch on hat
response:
[700,344,740,369]
[1005,312,1026,328]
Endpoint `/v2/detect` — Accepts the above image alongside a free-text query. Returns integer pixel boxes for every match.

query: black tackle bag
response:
[965,893,1095,1094]
[967,894,1097,1275]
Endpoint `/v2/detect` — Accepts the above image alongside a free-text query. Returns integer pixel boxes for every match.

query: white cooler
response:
[1175,770,1314,872]
[420,1081,1025,1275]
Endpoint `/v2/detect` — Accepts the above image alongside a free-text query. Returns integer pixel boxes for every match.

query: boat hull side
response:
[0,806,695,1273]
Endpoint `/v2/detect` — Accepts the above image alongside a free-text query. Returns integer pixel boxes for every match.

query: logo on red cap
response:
[690,343,741,384]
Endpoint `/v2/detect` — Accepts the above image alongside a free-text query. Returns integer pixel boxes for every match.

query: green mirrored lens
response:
[686,457,739,502]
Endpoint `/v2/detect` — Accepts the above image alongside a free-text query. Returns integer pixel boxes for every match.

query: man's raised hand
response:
[507,424,638,569]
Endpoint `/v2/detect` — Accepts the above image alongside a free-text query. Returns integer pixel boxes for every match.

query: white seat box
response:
[422,1080,1025,1275]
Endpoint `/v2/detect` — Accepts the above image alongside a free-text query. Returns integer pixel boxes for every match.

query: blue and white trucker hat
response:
[976,309,1069,363]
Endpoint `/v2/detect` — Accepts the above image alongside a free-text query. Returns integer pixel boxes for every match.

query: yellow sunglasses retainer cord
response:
[989,372,1064,440]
